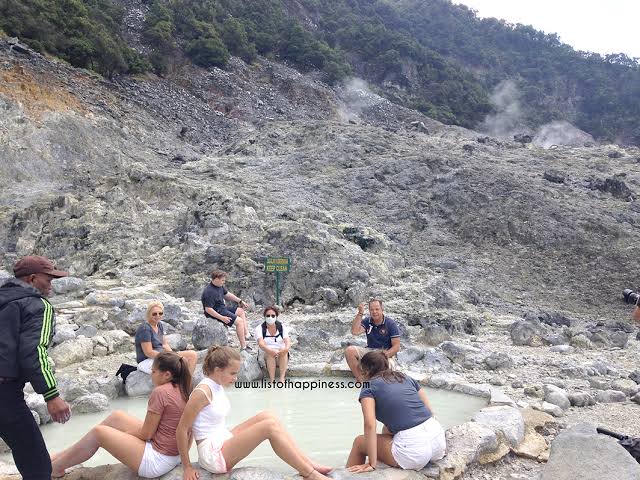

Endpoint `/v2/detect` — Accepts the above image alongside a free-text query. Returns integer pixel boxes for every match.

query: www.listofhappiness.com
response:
[234,379,369,390]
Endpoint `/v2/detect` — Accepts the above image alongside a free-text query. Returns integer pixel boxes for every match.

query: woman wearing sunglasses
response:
[255,306,290,383]
[135,301,198,374]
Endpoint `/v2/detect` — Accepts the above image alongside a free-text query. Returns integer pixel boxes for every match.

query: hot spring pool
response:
[2,379,486,472]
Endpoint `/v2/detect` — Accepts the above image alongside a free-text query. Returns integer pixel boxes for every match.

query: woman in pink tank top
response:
[51,352,191,478]
[177,346,333,480]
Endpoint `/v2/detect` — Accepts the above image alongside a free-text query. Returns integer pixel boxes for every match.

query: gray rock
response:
[550,345,574,353]
[75,324,98,338]
[472,406,525,447]
[50,336,93,368]
[568,392,596,407]
[25,393,51,424]
[588,377,610,390]
[525,310,572,327]
[510,319,542,346]
[192,318,228,350]
[397,346,425,365]
[52,324,77,345]
[607,330,629,349]
[534,401,564,417]
[595,390,627,403]
[611,379,639,396]
[165,333,188,351]
[631,393,640,405]
[570,334,593,349]
[483,352,513,370]
[524,384,544,399]
[125,371,154,397]
[0,437,9,454]
[543,384,570,410]
[440,341,480,363]
[71,393,110,413]
[542,423,640,479]
[319,287,340,306]
[52,276,86,294]
[423,323,451,346]
[433,422,499,478]
[422,348,453,372]
[237,350,263,382]
[559,365,589,379]
[629,369,640,384]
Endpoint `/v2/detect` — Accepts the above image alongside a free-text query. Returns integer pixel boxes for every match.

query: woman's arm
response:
[134,411,162,440]
[418,388,435,416]
[162,337,173,352]
[362,397,378,469]
[177,389,209,480]
[140,341,160,359]
[281,337,291,353]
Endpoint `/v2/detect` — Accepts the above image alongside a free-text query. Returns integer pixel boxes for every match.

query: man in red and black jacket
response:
[0,256,72,480]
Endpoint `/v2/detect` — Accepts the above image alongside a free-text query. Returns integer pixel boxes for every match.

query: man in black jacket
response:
[0,255,72,480]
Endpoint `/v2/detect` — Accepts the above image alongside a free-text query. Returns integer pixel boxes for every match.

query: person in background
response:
[51,352,191,478]
[346,351,446,472]
[135,301,197,374]
[201,270,251,350]
[0,255,72,480]
[177,346,332,480]
[345,299,400,382]
[255,306,291,383]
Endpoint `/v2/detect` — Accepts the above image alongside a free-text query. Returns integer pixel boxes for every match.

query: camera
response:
[622,289,640,305]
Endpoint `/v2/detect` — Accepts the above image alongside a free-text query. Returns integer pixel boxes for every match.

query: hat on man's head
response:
[13,255,68,278]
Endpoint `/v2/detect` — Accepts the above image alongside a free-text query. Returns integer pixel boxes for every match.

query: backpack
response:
[262,320,284,341]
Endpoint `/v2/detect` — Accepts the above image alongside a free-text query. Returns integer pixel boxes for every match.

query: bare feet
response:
[313,463,333,475]
[308,470,332,480]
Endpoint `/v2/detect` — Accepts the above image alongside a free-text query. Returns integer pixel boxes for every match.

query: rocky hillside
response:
[2,37,640,320]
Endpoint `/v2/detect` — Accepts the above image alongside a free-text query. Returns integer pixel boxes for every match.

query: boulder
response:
[595,390,627,403]
[510,319,542,346]
[472,406,525,448]
[629,369,640,384]
[568,392,596,407]
[423,323,451,346]
[50,336,93,368]
[397,346,425,365]
[237,350,263,382]
[192,318,228,350]
[543,384,570,410]
[611,379,639,396]
[165,333,188,351]
[483,352,513,370]
[76,324,98,338]
[25,393,51,424]
[541,423,640,480]
[440,341,480,364]
[52,324,77,345]
[52,276,86,294]
[72,393,110,413]
[125,371,154,397]
[433,422,499,479]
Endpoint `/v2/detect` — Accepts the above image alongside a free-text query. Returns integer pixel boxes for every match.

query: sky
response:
[451,0,640,58]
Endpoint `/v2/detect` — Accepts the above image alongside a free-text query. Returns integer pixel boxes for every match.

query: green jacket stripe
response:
[38,299,56,388]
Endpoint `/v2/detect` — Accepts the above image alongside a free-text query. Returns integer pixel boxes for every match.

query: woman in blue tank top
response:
[346,350,447,471]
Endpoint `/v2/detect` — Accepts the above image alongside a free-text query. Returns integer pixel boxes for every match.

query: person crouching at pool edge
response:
[176,346,333,480]
[347,350,446,472]
[51,352,191,478]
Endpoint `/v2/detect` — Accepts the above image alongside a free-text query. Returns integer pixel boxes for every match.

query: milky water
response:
[2,379,486,472]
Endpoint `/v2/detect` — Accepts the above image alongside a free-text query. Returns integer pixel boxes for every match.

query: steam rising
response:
[481,80,524,138]
[533,121,595,148]
[337,78,384,121]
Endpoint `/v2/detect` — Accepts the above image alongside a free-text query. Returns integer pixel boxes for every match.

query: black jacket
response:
[0,278,59,400]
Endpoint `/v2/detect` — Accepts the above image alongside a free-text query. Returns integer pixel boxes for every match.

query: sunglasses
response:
[151,312,164,317]
[265,314,277,318]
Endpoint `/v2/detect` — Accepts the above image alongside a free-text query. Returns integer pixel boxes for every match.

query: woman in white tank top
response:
[177,346,333,480]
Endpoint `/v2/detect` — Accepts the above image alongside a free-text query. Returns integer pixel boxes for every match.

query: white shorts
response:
[137,358,153,374]
[138,441,180,478]
[391,417,447,470]
[197,433,233,474]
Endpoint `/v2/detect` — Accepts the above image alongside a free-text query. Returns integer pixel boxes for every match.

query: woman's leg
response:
[265,354,276,382]
[51,410,143,474]
[52,425,145,474]
[346,434,398,468]
[177,350,198,373]
[277,353,289,382]
[223,415,331,477]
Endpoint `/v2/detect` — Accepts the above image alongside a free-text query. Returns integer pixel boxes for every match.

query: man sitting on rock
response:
[201,270,251,350]
[345,298,400,382]
[135,301,197,374]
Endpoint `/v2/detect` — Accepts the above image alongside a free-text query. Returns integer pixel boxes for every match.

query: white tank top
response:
[191,378,232,441]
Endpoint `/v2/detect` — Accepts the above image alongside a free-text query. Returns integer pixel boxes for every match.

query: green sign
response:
[263,257,291,306]
[264,257,291,272]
